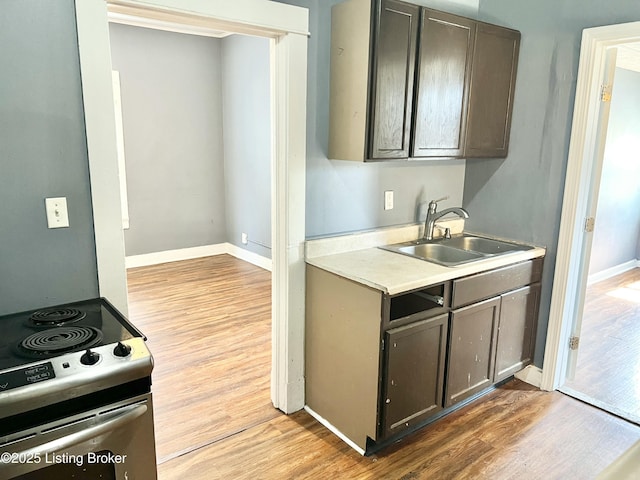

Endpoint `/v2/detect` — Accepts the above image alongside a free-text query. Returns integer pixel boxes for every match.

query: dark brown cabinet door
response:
[494,283,541,382]
[445,297,500,408]
[382,313,448,438]
[412,10,475,158]
[464,22,520,158]
[368,0,420,159]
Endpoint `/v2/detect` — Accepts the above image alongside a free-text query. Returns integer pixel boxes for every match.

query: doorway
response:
[106,21,277,463]
[74,0,309,413]
[107,22,272,268]
[543,22,640,402]
[558,55,640,422]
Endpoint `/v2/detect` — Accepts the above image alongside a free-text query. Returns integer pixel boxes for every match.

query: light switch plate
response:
[45,197,70,228]
[384,190,394,211]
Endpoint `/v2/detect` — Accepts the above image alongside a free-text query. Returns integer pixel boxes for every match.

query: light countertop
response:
[305,223,546,295]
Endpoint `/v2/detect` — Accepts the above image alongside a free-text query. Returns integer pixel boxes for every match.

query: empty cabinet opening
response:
[389,283,450,321]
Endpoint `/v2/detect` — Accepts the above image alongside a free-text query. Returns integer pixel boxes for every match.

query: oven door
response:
[0,393,157,480]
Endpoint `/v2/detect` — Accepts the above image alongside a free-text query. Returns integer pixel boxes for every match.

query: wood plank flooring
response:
[127,256,640,480]
[158,381,640,480]
[126,255,278,463]
[563,268,640,423]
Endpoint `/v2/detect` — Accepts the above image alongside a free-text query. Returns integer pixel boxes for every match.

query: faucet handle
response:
[428,195,449,212]
[430,195,449,204]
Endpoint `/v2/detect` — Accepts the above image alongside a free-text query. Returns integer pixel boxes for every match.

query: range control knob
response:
[80,349,100,366]
[113,342,132,358]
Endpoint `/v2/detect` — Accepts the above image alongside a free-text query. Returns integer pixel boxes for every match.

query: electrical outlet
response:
[384,191,394,211]
[45,197,70,228]
[241,233,249,245]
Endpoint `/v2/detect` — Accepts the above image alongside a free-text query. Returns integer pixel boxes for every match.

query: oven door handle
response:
[10,402,148,459]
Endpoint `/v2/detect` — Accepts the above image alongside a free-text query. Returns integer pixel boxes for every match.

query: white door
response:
[563,48,617,379]
[543,22,640,391]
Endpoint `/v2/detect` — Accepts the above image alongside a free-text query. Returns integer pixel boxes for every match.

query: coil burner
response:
[16,326,103,359]
[27,307,86,327]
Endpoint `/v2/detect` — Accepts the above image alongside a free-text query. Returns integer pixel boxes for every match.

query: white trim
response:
[543,22,640,392]
[106,0,310,37]
[514,365,543,388]
[126,244,226,268]
[111,71,130,230]
[270,31,308,414]
[76,0,308,414]
[304,406,366,456]
[125,243,271,271]
[587,259,639,285]
[108,11,232,38]
[125,243,272,270]
[75,0,130,315]
[226,244,272,271]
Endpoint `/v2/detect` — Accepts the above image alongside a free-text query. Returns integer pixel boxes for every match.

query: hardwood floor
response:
[127,256,640,480]
[563,268,640,423]
[126,255,278,463]
[158,381,640,480]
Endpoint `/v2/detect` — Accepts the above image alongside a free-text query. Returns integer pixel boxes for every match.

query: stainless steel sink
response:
[438,235,532,255]
[380,234,533,267]
[393,243,484,266]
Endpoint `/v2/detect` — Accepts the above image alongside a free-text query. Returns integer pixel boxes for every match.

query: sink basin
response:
[438,235,532,255]
[394,243,484,266]
[380,234,533,267]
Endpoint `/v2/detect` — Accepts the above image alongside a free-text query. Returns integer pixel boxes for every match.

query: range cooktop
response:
[0,298,144,372]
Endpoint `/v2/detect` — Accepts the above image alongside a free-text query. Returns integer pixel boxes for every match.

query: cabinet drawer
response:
[452,258,543,308]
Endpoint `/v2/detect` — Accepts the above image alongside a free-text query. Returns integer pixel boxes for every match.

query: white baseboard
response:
[514,365,543,389]
[225,243,272,271]
[587,259,639,286]
[126,243,272,271]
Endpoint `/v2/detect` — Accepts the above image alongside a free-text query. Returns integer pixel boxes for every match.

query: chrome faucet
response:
[423,196,469,241]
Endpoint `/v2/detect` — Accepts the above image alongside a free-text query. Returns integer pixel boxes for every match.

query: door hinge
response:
[381,338,385,351]
[569,336,580,350]
[600,84,612,102]
[584,216,595,233]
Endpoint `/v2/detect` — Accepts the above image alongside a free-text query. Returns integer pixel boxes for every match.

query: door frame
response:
[74,0,309,413]
[542,21,640,391]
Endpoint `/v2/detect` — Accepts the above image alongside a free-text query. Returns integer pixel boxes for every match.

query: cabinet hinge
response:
[381,338,385,351]
[600,84,612,102]
[584,217,595,233]
[569,336,580,350]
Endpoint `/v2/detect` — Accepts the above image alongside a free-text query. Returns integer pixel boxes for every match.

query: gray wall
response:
[0,0,98,315]
[221,35,272,258]
[589,67,640,275]
[466,0,640,365]
[275,0,468,239]
[109,24,227,256]
[282,0,640,366]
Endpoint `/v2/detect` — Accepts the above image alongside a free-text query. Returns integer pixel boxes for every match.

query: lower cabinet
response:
[446,282,541,407]
[445,297,500,408]
[305,257,543,454]
[494,284,541,382]
[382,313,448,437]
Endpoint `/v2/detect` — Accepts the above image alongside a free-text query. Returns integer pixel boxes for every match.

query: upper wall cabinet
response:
[464,23,520,158]
[368,0,419,159]
[328,0,520,161]
[412,10,475,158]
